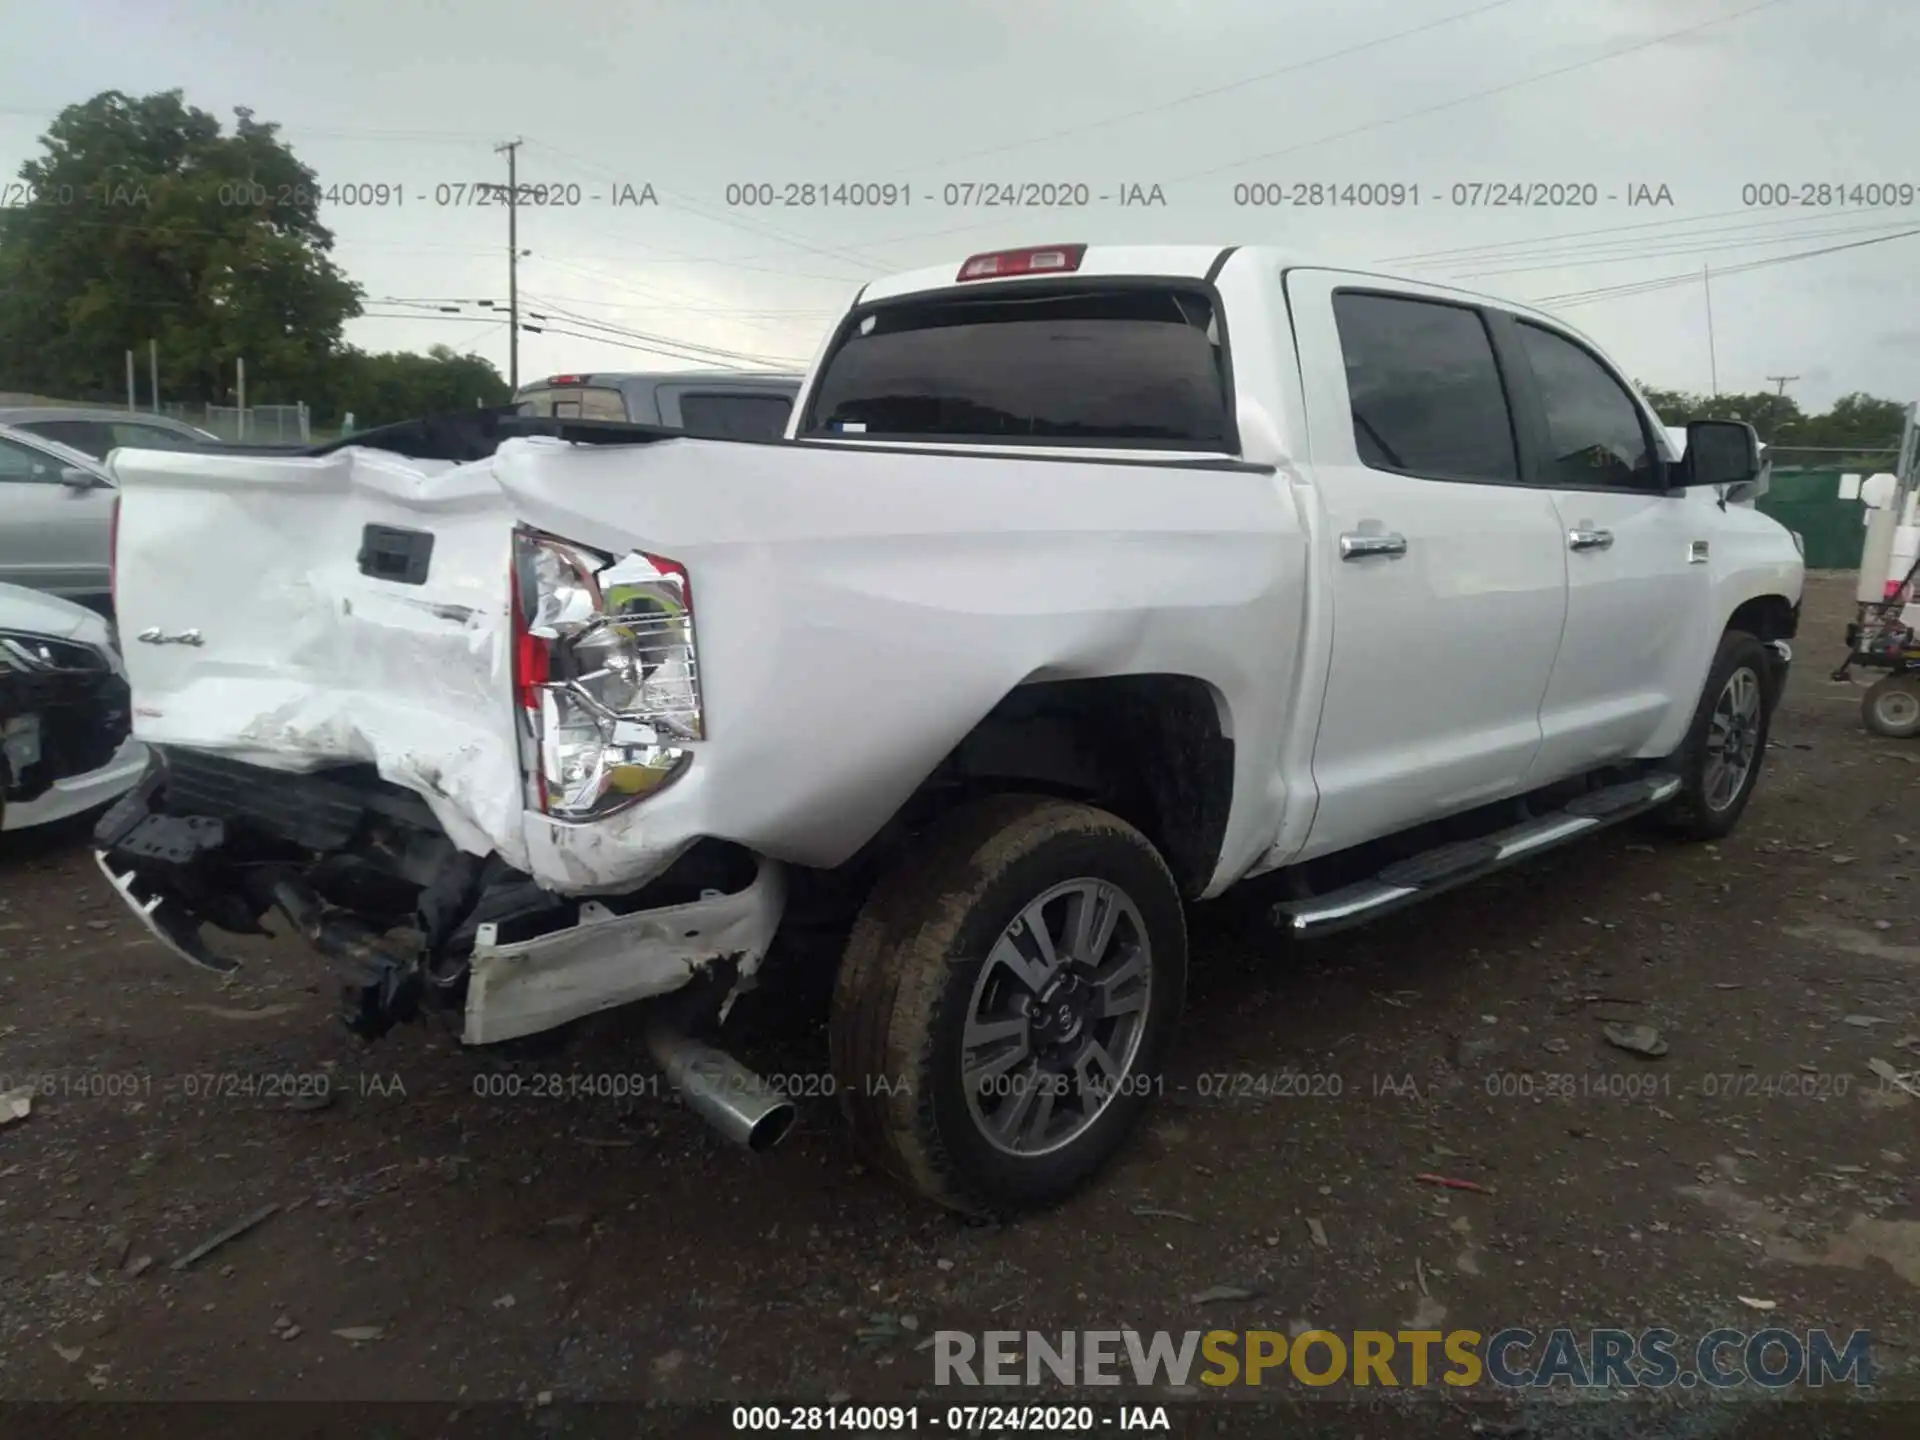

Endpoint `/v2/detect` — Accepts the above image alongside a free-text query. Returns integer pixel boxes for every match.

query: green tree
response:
[324,344,512,428]
[1635,384,1800,433]
[1638,382,1905,468]
[0,90,362,405]
[1787,391,1906,451]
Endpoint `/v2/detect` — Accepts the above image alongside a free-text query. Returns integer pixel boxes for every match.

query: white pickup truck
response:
[96,244,1803,1215]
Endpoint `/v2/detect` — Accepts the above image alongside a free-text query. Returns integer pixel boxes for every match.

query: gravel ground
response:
[1,571,1917,1437]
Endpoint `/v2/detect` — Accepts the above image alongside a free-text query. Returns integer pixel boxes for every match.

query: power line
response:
[514,322,793,369]
[518,294,808,366]
[908,0,1532,172]
[1443,217,1920,281]
[520,254,844,343]
[1377,206,1766,264]
[779,0,1806,263]
[0,188,867,284]
[370,294,809,368]
[1170,0,1805,184]
[1527,225,1920,307]
[0,105,496,145]
[379,294,834,317]
[359,312,507,322]
[522,140,877,276]
[358,310,798,369]
[1381,204,1892,268]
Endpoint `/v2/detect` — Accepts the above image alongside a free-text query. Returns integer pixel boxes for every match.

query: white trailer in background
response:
[1838,402,1920,737]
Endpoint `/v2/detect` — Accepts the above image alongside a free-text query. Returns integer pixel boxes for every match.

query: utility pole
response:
[1764,374,1799,442]
[1702,266,1718,396]
[148,338,159,413]
[485,139,533,391]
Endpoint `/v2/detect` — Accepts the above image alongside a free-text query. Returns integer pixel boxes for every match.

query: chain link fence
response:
[200,403,310,443]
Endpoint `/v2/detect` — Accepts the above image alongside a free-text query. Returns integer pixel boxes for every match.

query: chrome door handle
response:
[1339,532,1408,560]
[1567,528,1614,552]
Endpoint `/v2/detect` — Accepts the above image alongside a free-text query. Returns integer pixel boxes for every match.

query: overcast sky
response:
[2,0,1915,413]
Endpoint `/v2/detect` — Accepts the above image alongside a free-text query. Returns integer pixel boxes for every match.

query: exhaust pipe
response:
[644,1015,796,1153]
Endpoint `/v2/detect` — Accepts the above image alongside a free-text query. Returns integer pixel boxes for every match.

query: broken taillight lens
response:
[510,527,701,821]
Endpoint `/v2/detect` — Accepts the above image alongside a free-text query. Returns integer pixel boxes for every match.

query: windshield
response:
[802,285,1233,448]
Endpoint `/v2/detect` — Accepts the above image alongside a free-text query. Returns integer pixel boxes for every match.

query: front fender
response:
[1641,505,1804,759]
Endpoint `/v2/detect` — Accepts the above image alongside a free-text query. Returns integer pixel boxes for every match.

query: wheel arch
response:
[1725,591,1797,645]
[899,673,1236,900]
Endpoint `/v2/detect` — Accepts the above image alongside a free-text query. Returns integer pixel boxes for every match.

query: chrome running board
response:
[1274,773,1682,939]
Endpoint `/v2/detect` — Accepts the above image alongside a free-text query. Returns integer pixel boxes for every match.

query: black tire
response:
[829,794,1186,1217]
[1657,629,1775,840]
[1862,674,1920,739]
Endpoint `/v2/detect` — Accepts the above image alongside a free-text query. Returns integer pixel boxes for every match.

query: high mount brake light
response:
[510,528,701,821]
[956,244,1087,281]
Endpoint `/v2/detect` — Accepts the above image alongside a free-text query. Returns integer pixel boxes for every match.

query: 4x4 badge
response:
[135,628,204,646]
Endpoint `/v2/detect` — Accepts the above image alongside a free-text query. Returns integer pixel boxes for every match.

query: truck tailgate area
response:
[108,444,525,865]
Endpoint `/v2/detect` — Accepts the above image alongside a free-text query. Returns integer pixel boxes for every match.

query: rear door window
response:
[675,392,793,440]
[1331,291,1518,483]
[803,285,1233,448]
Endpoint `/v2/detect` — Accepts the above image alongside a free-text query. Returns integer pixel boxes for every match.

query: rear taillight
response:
[510,566,549,711]
[509,527,701,821]
[956,244,1086,281]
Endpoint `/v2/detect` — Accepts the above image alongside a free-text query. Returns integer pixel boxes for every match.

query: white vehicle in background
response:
[0,583,145,832]
[96,244,1803,1214]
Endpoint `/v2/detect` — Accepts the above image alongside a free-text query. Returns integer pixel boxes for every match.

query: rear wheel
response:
[829,794,1186,1217]
[1658,629,1774,840]
[1863,674,1920,738]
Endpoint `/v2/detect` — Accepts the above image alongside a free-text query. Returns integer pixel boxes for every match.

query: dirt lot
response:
[2,571,1917,1436]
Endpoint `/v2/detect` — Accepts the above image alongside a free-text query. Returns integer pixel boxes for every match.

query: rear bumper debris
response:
[94,744,787,1042]
[463,857,785,1045]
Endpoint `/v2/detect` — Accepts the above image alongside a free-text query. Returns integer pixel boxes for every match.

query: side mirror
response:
[1674,420,1760,488]
[58,465,100,490]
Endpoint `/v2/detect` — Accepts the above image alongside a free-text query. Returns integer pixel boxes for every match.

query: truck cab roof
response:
[859,242,1578,330]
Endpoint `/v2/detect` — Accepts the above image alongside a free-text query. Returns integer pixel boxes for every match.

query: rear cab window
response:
[516,384,629,421]
[673,392,793,440]
[801,282,1235,450]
